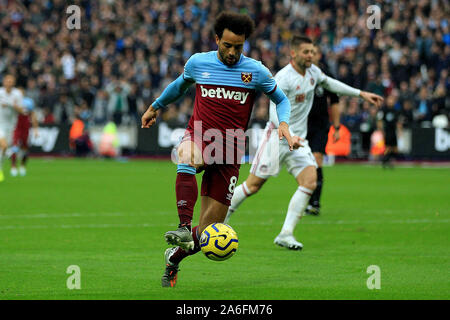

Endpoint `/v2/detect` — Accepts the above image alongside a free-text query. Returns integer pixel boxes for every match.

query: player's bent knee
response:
[296,167,317,191]
[305,179,317,191]
[303,175,317,191]
[177,141,203,169]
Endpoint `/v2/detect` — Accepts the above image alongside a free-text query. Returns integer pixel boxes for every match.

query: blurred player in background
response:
[141,11,293,287]
[0,75,24,182]
[10,89,38,177]
[225,36,384,250]
[377,94,402,168]
[304,44,341,216]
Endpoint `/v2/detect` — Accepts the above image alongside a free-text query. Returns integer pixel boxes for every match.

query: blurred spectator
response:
[69,104,93,157]
[42,107,55,125]
[106,79,131,126]
[53,94,75,125]
[400,99,415,129]
[127,83,141,125]
[93,90,109,125]
[0,0,447,134]
[415,87,432,123]
[178,97,193,125]
[341,98,362,133]
[162,104,181,127]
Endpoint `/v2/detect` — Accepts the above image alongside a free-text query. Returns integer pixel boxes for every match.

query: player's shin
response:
[176,164,198,229]
[309,167,323,208]
[18,149,28,166]
[280,186,313,235]
[224,181,252,223]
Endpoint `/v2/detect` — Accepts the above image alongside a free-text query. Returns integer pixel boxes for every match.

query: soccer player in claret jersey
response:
[141,12,294,287]
[225,36,384,250]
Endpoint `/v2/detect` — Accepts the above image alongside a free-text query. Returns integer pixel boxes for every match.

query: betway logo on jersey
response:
[200,85,249,104]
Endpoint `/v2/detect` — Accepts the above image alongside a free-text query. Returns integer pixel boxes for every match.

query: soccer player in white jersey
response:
[225,36,383,250]
[0,75,24,182]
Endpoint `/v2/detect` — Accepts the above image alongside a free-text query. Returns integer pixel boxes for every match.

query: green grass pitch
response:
[0,158,448,300]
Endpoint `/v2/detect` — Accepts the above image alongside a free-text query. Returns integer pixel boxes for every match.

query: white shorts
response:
[250,122,317,179]
[0,125,14,145]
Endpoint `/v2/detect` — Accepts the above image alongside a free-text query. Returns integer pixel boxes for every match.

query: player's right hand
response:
[278,121,294,151]
[141,105,159,128]
[292,136,304,149]
[333,129,340,142]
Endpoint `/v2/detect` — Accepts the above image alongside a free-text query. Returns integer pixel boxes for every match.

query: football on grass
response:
[200,223,238,261]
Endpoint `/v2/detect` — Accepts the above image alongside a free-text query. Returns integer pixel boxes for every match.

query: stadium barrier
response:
[28,122,449,160]
[410,127,450,159]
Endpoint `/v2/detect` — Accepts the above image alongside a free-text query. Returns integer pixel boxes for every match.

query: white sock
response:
[0,151,4,169]
[224,182,252,223]
[279,186,313,236]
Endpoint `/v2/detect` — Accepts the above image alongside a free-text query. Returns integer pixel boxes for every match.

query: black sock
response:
[382,152,393,164]
[309,167,323,208]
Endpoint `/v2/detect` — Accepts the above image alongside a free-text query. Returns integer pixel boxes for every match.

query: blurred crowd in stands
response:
[0,0,449,146]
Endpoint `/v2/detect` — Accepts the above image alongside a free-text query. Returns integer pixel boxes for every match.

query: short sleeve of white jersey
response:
[309,64,328,84]
[14,88,24,105]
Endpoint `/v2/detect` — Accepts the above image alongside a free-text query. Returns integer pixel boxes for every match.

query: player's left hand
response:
[360,91,384,107]
[278,121,293,151]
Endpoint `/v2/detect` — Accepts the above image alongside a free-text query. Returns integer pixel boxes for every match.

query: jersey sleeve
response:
[311,64,328,84]
[15,89,24,107]
[256,63,277,94]
[183,54,197,82]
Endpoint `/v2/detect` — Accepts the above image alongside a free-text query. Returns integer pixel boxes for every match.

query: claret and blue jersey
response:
[184,51,282,133]
[153,50,290,134]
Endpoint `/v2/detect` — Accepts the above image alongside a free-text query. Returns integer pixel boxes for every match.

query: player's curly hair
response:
[214,11,255,39]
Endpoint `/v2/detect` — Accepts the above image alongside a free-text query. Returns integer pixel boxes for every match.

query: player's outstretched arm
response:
[267,86,293,151]
[359,91,384,107]
[278,121,294,151]
[141,75,194,128]
[321,76,384,107]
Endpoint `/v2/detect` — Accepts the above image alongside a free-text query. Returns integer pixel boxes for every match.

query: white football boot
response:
[19,166,26,176]
[274,233,303,250]
[10,167,18,177]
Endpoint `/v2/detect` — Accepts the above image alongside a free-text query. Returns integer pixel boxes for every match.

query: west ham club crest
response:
[241,72,252,84]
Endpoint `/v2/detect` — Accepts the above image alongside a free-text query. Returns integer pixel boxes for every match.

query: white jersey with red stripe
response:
[0,87,22,130]
[268,63,326,140]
